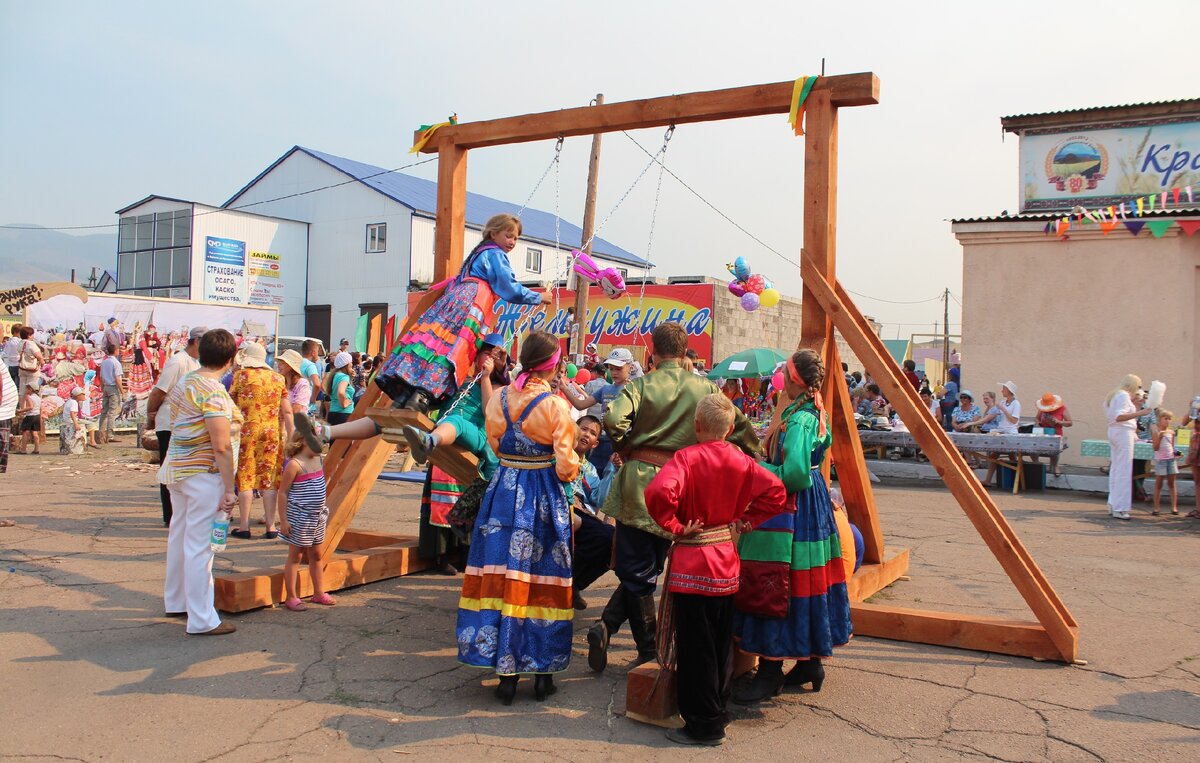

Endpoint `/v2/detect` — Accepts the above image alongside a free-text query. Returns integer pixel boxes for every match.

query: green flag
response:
[355,313,369,353]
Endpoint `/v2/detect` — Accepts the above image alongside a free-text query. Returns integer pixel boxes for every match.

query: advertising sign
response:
[407,283,714,360]
[203,236,247,304]
[247,250,284,307]
[1019,119,1200,212]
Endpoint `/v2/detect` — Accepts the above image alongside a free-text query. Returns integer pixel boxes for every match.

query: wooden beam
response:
[798,253,1077,662]
[800,90,838,350]
[850,602,1068,662]
[415,74,879,152]
[364,406,481,485]
[433,140,468,282]
[846,547,910,602]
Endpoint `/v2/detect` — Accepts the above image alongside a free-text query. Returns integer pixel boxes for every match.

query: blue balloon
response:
[732,255,751,281]
[850,523,864,572]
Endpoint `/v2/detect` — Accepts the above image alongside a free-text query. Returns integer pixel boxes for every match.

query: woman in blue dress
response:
[733,348,852,704]
[456,331,580,704]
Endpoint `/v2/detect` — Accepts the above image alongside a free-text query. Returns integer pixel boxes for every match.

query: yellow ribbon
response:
[788,76,817,136]
[409,117,457,154]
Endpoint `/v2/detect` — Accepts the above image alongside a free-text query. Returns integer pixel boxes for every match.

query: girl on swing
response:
[375,213,551,414]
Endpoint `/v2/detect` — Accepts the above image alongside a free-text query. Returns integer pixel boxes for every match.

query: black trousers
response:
[573,511,615,592]
[613,522,671,598]
[157,431,173,525]
[674,593,734,740]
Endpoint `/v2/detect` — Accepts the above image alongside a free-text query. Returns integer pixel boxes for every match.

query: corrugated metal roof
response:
[1001,97,1200,122]
[953,208,1200,224]
[225,146,651,269]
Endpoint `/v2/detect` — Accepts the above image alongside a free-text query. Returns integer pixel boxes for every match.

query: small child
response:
[1151,409,1179,516]
[570,415,616,610]
[645,393,787,747]
[276,428,336,610]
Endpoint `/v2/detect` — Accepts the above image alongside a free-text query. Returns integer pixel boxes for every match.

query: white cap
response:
[334,351,353,369]
[604,348,634,367]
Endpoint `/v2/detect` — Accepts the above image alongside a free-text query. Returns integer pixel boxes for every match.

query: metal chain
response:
[578,125,674,255]
[552,137,563,309]
[634,126,673,347]
[442,371,482,417]
[516,139,563,217]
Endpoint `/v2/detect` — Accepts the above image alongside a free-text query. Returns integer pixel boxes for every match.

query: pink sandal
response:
[309,593,336,606]
[284,598,307,611]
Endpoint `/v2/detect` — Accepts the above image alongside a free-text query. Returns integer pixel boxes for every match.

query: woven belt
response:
[675,525,733,546]
[498,453,554,469]
[626,447,674,467]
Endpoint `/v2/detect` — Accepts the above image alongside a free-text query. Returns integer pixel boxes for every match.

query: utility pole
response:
[942,287,950,383]
[573,93,603,364]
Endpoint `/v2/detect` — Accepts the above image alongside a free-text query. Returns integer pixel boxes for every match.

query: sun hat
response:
[71,386,86,398]
[333,351,353,369]
[999,380,1018,396]
[604,348,634,367]
[235,342,268,369]
[1036,392,1063,412]
[275,349,305,376]
[959,389,974,401]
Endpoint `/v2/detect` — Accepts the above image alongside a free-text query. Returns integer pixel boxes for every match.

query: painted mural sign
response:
[407,283,714,359]
[203,236,247,304]
[247,250,284,307]
[1019,119,1200,212]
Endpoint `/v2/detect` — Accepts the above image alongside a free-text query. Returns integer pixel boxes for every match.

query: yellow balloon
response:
[759,288,781,308]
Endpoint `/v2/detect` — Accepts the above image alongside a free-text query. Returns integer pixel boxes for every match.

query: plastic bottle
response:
[210,511,230,553]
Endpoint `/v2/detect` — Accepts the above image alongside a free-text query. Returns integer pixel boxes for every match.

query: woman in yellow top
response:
[229,341,287,539]
[456,331,580,705]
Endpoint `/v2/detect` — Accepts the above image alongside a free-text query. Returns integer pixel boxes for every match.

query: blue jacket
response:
[463,243,542,305]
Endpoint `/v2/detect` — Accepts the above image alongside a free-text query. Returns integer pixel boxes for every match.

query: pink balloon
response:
[771,371,785,391]
[746,274,766,295]
[741,292,760,311]
[728,280,746,297]
[573,369,591,385]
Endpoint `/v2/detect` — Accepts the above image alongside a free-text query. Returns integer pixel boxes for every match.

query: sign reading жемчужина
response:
[1019,118,1200,212]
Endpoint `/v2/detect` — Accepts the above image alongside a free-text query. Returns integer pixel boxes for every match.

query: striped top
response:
[157,372,243,485]
[287,469,328,513]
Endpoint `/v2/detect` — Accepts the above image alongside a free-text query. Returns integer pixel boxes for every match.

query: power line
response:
[0,155,440,232]
[620,131,946,309]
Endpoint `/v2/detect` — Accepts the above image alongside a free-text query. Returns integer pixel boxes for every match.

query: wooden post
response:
[433,140,468,282]
[573,94,603,362]
[800,89,837,351]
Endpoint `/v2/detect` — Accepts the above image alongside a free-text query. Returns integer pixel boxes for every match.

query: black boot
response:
[533,673,557,701]
[733,659,785,704]
[388,382,413,410]
[587,586,627,673]
[406,388,434,415]
[785,658,825,692]
[495,675,518,705]
[626,591,658,667]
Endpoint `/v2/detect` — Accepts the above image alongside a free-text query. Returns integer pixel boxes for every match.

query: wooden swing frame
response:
[215,73,1077,674]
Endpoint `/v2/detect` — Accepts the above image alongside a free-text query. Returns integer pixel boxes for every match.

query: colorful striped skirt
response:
[376,277,495,401]
[455,455,574,675]
[733,467,852,659]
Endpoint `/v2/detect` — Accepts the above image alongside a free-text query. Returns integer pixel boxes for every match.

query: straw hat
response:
[236,342,268,369]
[1036,392,1063,412]
[275,349,305,376]
[998,380,1018,396]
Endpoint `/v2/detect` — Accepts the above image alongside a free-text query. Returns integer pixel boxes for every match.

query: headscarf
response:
[786,354,827,439]
[513,347,561,392]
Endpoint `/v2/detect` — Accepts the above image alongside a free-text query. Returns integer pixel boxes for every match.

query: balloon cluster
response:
[565,363,591,386]
[726,256,781,312]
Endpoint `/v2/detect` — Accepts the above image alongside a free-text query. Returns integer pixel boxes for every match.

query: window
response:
[116,207,193,295]
[618,268,629,279]
[366,222,386,253]
[136,214,154,250]
[171,248,190,285]
[118,217,136,252]
[155,212,173,248]
[526,247,542,274]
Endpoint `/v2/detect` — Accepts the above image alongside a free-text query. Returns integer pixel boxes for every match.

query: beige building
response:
[954,99,1200,465]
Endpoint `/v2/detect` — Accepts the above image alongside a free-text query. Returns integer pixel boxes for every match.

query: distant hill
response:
[0,225,117,288]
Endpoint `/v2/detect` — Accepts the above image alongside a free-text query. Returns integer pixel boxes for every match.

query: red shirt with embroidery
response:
[646,440,787,596]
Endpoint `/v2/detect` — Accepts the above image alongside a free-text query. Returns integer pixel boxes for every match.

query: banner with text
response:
[247,250,284,307]
[407,283,715,361]
[203,236,247,304]
[1019,119,1200,212]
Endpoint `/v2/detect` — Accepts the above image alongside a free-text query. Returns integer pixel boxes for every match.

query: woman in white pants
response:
[159,329,243,635]
[1105,375,1151,520]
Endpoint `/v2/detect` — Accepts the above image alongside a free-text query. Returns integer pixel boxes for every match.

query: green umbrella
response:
[706,348,788,380]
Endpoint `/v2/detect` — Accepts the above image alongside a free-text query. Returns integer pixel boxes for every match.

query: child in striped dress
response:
[277,429,335,611]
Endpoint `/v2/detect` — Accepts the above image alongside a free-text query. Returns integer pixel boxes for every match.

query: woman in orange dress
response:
[229,341,288,539]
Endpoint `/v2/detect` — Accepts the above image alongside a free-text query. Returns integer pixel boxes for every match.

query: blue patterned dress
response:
[456,389,575,675]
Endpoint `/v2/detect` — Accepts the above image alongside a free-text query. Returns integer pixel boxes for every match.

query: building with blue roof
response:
[113,145,649,348]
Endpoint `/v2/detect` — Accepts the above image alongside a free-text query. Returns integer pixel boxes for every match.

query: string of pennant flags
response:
[1046,183,1200,238]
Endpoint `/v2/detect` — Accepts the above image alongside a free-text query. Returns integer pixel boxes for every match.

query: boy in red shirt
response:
[646,393,787,746]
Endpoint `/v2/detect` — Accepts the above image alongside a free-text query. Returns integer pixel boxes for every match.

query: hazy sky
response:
[2,1,1194,335]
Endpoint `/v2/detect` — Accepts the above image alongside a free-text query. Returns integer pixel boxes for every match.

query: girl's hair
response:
[983,390,996,404]
[481,213,521,241]
[284,430,307,458]
[790,349,825,391]
[1106,374,1142,405]
[1157,408,1174,421]
[519,330,560,371]
[19,326,34,339]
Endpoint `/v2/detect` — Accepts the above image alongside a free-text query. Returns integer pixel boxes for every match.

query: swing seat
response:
[364,406,481,485]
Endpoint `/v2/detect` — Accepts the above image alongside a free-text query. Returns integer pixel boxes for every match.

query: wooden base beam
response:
[214,531,430,613]
[849,602,1072,663]
[847,547,910,602]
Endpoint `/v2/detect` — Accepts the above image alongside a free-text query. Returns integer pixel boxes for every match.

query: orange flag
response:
[367,314,382,356]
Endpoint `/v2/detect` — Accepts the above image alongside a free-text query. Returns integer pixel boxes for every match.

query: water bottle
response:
[210,511,230,553]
